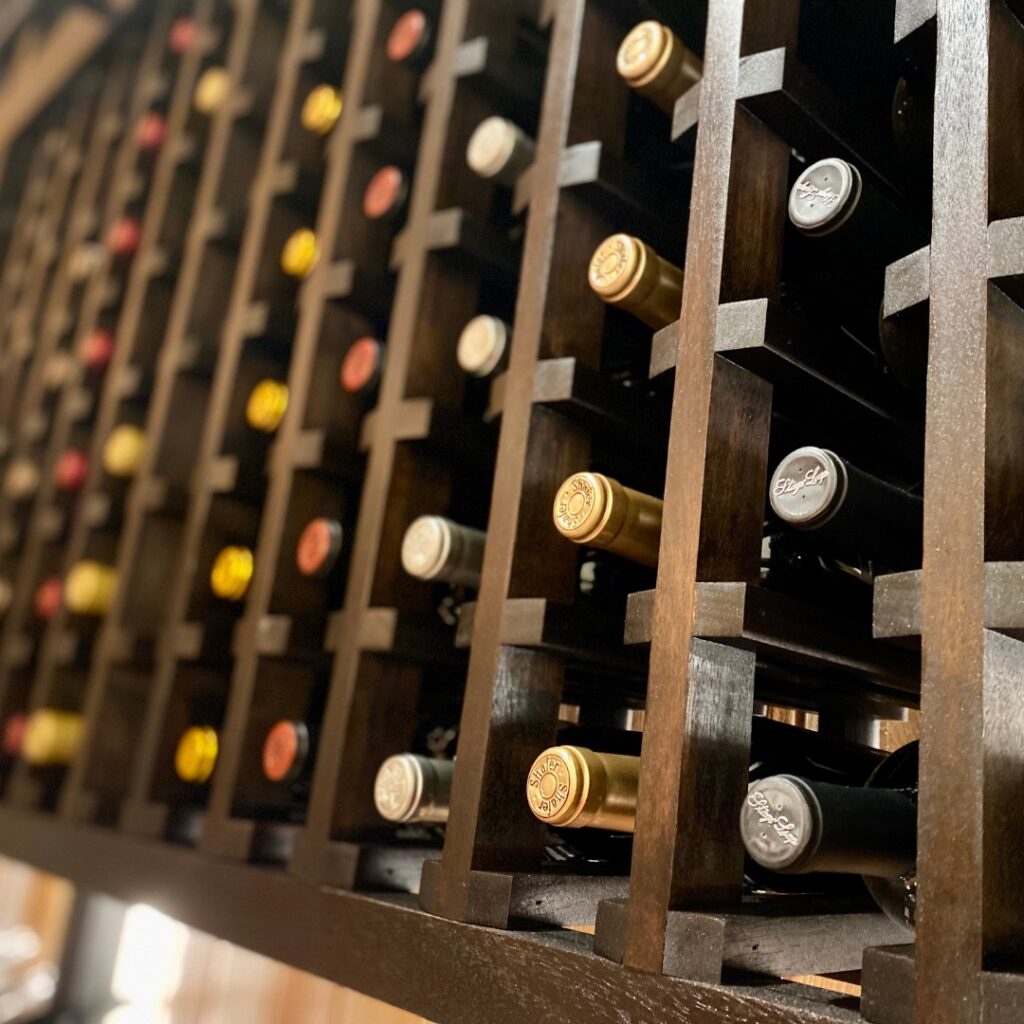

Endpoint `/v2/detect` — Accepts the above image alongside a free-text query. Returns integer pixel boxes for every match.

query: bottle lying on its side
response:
[740,741,918,929]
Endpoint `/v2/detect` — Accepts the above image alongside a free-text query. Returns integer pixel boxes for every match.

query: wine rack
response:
[0,2,1020,1024]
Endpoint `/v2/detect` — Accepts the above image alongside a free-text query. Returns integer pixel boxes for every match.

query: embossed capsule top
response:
[788,157,862,237]
[374,753,453,824]
[616,20,702,115]
[526,746,639,832]
[400,516,486,589]
[587,233,683,329]
[768,446,845,529]
[552,472,663,568]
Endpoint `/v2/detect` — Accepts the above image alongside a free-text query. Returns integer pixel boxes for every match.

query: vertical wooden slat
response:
[913,0,988,1019]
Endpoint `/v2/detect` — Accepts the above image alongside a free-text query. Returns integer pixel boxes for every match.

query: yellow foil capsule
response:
[552,471,662,568]
[526,745,639,832]
[21,709,83,766]
[588,233,683,330]
[616,21,702,115]
[103,424,146,478]
[301,84,343,136]
[193,66,231,115]
[65,561,117,616]
[280,228,320,279]
[175,725,219,783]
[246,379,289,433]
[210,546,254,601]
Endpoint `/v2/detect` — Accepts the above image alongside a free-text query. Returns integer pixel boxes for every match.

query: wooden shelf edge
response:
[0,805,857,1024]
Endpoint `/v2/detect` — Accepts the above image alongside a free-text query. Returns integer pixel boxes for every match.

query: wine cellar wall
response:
[0,2,1020,1024]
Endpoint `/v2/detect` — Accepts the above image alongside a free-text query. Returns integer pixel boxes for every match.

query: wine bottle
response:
[376,718,640,832]
[616,21,702,116]
[362,165,409,223]
[465,116,536,187]
[552,471,662,569]
[3,459,40,503]
[2,712,26,759]
[53,449,89,493]
[374,753,453,824]
[526,718,886,835]
[262,719,311,785]
[339,336,384,395]
[175,725,219,784]
[135,111,168,153]
[33,578,63,622]
[891,76,932,177]
[210,546,254,602]
[386,8,434,69]
[21,710,83,767]
[588,234,683,329]
[168,17,200,56]
[77,328,115,372]
[246,379,289,433]
[456,315,510,378]
[768,447,922,568]
[102,424,146,479]
[193,67,232,117]
[64,561,117,616]
[300,84,343,137]
[280,228,320,280]
[295,517,343,579]
[786,156,925,365]
[400,516,486,589]
[42,351,75,394]
[740,742,918,927]
[105,216,141,259]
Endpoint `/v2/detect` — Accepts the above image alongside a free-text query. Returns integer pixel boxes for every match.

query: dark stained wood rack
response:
[0,2,1021,1024]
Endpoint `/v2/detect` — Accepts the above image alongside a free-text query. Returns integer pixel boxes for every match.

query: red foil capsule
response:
[169,17,200,55]
[53,449,90,492]
[262,720,309,783]
[2,714,27,759]
[339,337,384,394]
[386,9,431,65]
[106,217,141,257]
[78,329,115,370]
[135,112,168,152]
[34,578,63,621]
[362,165,408,221]
[296,517,343,578]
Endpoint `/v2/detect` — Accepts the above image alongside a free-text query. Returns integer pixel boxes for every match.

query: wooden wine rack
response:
[0,2,1020,1023]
